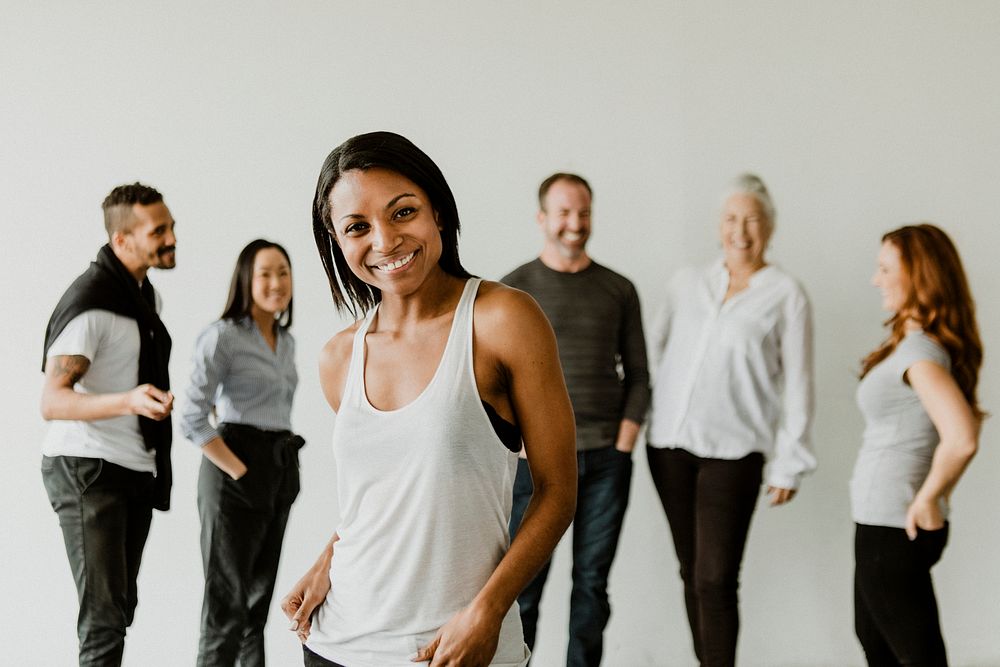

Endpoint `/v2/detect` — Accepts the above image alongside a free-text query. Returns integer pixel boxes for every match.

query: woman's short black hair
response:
[221,239,293,329]
[312,131,471,316]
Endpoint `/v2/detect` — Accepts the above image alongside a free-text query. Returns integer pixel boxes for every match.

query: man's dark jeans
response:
[509,445,632,667]
[42,455,155,667]
[197,424,301,667]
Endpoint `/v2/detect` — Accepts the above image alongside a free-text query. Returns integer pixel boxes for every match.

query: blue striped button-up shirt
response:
[180,316,298,447]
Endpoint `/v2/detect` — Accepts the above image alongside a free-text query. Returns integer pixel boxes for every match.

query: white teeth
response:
[564,232,582,241]
[376,252,415,272]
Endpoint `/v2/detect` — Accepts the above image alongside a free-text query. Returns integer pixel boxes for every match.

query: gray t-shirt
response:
[850,330,950,528]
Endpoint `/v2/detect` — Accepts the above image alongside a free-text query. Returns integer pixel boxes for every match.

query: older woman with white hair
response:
[646,174,816,667]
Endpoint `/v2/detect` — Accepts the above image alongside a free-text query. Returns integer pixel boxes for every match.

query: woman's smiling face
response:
[873,240,909,314]
[719,192,771,269]
[328,167,443,296]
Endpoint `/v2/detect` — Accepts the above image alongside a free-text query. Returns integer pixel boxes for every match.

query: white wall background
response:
[2,2,998,665]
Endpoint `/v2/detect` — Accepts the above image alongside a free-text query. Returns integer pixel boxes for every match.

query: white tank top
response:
[307,278,529,667]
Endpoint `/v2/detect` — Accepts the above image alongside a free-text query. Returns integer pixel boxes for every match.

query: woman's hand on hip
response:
[281,535,337,643]
[280,566,330,643]
[413,601,502,666]
[905,496,945,540]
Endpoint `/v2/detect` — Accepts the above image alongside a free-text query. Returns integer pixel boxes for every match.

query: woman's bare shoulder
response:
[319,320,363,372]
[474,280,553,349]
[476,280,544,319]
[318,319,365,411]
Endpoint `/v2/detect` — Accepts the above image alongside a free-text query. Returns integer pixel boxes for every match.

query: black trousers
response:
[302,645,346,667]
[854,523,949,666]
[42,455,155,667]
[197,424,301,667]
[647,446,763,667]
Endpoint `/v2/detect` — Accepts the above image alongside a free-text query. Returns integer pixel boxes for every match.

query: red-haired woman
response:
[852,224,983,666]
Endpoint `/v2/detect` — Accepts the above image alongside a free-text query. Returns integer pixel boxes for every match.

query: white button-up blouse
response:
[647,259,817,489]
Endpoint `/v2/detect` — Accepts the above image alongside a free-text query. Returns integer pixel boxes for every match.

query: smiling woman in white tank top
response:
[280,132,577,667]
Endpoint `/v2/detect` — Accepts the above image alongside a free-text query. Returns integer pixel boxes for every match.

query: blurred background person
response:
[503,172,649,667]
[646,173,816,667]
[851,224,983,666]
[181,239,303,667]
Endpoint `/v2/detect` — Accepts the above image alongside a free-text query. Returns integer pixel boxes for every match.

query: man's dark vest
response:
[42,244,173,510]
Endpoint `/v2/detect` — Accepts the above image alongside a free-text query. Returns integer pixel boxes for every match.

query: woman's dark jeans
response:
[854,522,949,666]
[196,424,302,667]
[647,446,764,667]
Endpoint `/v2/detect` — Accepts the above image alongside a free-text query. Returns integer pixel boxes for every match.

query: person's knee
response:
[571,557,615,593]
[693,570,739,601]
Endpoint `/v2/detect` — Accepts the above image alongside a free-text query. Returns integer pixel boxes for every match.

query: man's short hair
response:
[102,182,163,238]
[538,173,593,210]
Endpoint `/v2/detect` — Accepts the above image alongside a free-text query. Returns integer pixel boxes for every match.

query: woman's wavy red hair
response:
[861,224,984,419]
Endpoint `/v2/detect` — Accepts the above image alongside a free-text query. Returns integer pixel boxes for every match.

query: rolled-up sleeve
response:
[180,324,228,447]
[768,289,817,489]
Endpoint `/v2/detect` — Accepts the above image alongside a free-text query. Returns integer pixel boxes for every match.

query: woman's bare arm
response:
[416,283,577,666]
[905,359,979,539]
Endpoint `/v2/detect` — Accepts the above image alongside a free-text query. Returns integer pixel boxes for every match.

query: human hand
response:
[412,602,502,666]
[281,564,331,643]
[766,486,796,506]
[613,419,639,455]
[905,496,945,540]
[229,459,248,480]
[126,385,173,420]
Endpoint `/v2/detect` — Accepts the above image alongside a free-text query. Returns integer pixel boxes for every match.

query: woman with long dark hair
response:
[180,239,303,666]
[281,132,576,667]
[852,224,983,666]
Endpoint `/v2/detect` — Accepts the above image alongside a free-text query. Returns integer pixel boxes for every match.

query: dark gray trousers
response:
[42,455,155,667]
[196,424,301,667]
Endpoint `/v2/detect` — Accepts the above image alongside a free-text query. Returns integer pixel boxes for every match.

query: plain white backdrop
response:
[2,2,998,665]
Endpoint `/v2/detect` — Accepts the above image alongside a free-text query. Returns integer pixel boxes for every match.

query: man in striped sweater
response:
[503,173,650,667]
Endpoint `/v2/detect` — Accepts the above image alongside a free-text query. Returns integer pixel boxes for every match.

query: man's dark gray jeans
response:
[42,455,155,667]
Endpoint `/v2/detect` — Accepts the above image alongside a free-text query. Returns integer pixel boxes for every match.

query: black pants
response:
[42,455,155,667]
[302,645,346,667]
[509,445,632,667]
[197,424,302,667]
[647,446,763,667]
[854,523,949,666]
